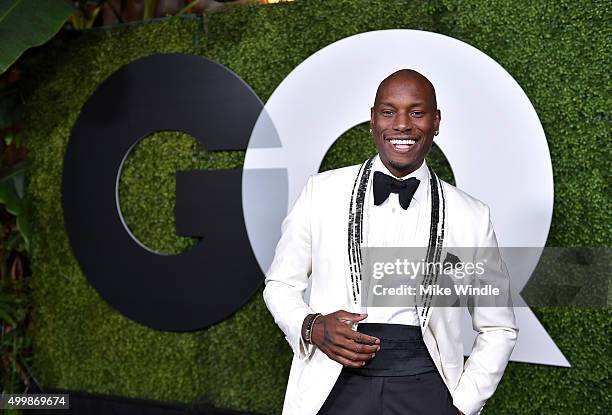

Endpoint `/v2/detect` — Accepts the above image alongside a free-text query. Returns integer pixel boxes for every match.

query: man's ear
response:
[370,106,375,128]
[434,109,441,133]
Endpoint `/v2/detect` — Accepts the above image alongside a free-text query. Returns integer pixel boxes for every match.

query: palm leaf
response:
[0,0,73,74]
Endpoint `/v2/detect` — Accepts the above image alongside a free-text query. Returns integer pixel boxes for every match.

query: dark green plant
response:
[0,161,31,251]
[0,163,35,395]
[0,0,73,74]
[0,63,34,398]
[0,161,34,397]
[0,276,35,395]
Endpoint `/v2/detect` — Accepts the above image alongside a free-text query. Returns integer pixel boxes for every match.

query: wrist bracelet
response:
[306,313,321,343]
[302,313,316,343]
[304,313,322,344]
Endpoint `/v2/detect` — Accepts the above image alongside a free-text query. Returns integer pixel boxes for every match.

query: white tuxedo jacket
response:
[263,160,518,415]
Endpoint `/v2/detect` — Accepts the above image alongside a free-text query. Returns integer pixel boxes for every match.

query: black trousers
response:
[318,369,458,415]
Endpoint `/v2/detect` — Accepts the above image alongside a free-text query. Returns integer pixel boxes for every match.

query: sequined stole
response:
[346,158,446,327]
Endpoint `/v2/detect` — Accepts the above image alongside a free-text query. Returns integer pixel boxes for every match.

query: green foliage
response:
[0,275,33,396]
[0,161,31,250]
[0,0,73,73]
[19,2,612,414]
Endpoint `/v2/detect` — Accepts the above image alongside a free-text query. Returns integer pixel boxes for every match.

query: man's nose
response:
[393,112,412,132]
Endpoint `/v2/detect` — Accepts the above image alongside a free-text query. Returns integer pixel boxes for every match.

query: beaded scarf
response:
[346,156,447,327]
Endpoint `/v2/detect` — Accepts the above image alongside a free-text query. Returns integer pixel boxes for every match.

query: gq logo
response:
[63,30,565,366]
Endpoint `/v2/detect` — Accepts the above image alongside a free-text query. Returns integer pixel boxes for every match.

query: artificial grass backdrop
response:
[21,1,610,414]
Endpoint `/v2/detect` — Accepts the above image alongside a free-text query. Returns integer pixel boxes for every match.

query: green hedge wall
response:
[21,1,610,414]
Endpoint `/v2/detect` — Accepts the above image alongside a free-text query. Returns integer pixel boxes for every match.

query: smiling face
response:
[370,70,441,177]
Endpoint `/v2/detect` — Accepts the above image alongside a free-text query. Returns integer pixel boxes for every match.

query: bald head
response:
[370,69,441,177]
[373,69,437,110]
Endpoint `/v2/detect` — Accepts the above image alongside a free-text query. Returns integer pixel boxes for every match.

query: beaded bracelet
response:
[304,313,322,344]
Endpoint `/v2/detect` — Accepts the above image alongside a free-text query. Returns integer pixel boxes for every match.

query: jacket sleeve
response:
[452,205,519,415]
[263,175,317,361]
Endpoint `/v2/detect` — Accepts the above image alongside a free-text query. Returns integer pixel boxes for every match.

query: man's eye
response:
[411,111,424,117]
[382,110,394,116]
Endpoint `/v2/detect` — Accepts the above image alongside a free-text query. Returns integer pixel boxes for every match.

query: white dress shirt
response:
[361,155,430,326]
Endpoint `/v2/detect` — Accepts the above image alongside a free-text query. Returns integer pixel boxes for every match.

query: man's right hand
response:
[309,310,380,368]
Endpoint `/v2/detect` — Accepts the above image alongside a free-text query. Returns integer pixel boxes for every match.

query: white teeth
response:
[390,139,416,145]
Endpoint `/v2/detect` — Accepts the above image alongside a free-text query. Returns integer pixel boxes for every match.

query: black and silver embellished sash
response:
[346,156,447,327]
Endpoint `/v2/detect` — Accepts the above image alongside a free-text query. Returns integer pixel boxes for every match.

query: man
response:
[263,69,518,415]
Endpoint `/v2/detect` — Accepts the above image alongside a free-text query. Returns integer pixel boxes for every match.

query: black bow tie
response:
[373,171,420,210]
